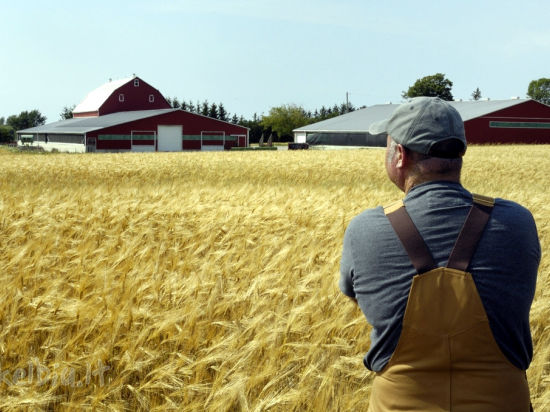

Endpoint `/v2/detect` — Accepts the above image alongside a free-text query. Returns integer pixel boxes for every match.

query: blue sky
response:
[2,0,550,123]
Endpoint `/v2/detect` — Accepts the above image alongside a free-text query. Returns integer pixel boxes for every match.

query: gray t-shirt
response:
[340,181,540,372]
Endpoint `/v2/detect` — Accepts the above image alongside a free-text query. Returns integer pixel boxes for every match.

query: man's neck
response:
[403,174,461,194]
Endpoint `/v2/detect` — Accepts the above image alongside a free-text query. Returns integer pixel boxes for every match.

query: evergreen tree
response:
[208,103,219,119]
[339,103,348,115]
[218,103,228,121]
[471,87,482,101]
[231,114,239,124]
[201,100,209,116]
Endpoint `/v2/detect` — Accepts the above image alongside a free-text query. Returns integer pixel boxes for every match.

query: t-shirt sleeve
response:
[339,223,356,297]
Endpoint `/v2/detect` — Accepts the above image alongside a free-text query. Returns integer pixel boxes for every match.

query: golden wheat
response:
[0,146,548,411]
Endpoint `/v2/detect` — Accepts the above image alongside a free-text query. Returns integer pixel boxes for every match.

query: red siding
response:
[99,78,171,116]
[464,100,550,144]
[87,110,249,151]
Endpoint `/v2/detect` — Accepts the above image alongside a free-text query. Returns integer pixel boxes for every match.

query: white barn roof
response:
[294,99,529,133]
[73,77,133,114]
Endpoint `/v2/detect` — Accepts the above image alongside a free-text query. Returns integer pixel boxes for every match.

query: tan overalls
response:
[368,195,532,412]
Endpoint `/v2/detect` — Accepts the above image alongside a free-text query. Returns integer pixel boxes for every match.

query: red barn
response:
[461,99,550,144]
[17,76,249,152]
[73,76,172,118]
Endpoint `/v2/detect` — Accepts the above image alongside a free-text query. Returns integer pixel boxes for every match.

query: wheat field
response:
[0,145,548,411]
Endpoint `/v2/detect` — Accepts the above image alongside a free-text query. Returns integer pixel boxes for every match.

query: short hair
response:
[427,139,466,159]
[401,144,463,176]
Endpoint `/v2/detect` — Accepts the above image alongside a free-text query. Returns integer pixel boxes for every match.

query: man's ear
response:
[395,144,406,168]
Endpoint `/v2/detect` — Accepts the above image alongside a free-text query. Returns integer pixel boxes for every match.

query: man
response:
[339,97,540,411]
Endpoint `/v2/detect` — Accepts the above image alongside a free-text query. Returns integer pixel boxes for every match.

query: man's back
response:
[339,180,540,372]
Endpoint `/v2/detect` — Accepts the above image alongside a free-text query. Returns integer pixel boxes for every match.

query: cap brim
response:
[369,119,389,135]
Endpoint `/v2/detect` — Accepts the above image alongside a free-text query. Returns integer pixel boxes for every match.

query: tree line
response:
[0,110,46,143]
[163,97,358,142]
[3,75,550,144]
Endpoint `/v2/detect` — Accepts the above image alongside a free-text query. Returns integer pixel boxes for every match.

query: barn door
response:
[157,125,182,151]
[86,136,96,152]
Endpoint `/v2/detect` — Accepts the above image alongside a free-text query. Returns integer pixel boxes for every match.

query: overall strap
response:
[446,194,495,271]
[384,200,437,274]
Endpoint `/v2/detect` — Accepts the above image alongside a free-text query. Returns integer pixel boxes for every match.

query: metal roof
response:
[448,98,527,121]
[73,77,133,114]
[294,99,530,133]
[17,109,178,134]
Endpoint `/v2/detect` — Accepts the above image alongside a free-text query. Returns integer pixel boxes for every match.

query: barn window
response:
[134,78,139,87]
[149,94,155,103]
[119,93,125,102]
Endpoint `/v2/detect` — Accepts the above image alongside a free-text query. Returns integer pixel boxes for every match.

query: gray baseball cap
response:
[369,97,467,158]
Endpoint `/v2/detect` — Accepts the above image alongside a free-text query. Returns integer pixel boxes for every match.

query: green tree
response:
[0,117,4,125]
[402,73,454,101]
[0,125,15,143]
[240,113,267,143]
[339,102,355,114]
[172,97,181,109]
[231,114,239,124]
[218,103,228,121]
[261,104,311,142]
[200,101,209,116]
[208,103,218,119]
[60,105,75,120]
[6,110,46,131]
[471,87,482,101]
[527,78,550,105]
